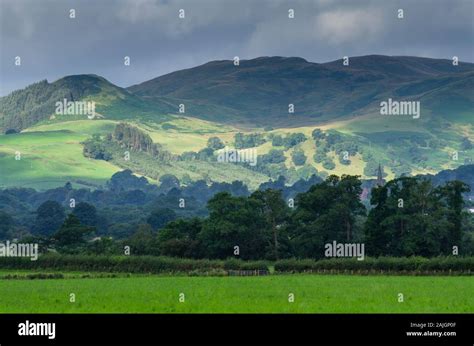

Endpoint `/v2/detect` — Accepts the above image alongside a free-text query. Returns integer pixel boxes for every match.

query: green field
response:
[0,274,472,313]
[0,129,121,189]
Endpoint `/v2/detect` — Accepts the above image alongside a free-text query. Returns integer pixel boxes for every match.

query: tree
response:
[159,174,180,192]
[128,224,159,255]
[0,211,13,239]
[147,208,177,230]
[364,177,455,257]
[441,181,470,250]
[34,201,66,236]
[326,132,342,146]
[82,134,112,161]
[207,137,225,150]
[234,133,266,149]
[198,147,215,161]
[87,237,116,255]
[250,189,290,260]
[260,149,286,164]
[311,128,326,141]
[157,218,203,258]
[283,133,306,149]
[313,148,326,163]
[291,149,307,166]
[272,135,284,147]
[322,158,335,170]
[199,192,268,259]
[52,214,95,253]
[73,202,98,227]
[289,175,365,258]
[107,170,149,192]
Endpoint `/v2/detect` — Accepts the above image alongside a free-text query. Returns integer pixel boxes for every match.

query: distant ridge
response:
[1,55,473,131]
[127,55,474,126]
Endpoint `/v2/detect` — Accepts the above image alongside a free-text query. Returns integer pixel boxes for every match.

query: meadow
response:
[0,273,472,313]
[0,129,120,189]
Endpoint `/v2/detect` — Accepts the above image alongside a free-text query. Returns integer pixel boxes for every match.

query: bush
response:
[322,158,335,170]
[291,149,307,166]
[272,135,284,147]
[0,254,269,274]
[274,257,474,273]
[283,133,306,149]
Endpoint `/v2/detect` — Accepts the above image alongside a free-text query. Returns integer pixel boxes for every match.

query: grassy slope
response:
[264,110,473,179]
[0,129,120,189]
[0,118,268,189]
[0,274,471,313]
[1,104,472,189]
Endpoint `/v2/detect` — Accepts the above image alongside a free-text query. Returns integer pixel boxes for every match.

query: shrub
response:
[274,257,474,273]
[291,149,307,166]
[322,158,335,170]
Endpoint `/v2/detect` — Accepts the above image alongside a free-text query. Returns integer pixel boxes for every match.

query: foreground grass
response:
[0,274,472,313]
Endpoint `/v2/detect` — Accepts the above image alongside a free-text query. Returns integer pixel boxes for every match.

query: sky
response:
[1,0,473,95]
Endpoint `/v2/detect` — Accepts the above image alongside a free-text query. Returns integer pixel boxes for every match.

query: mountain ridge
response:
[127,55,474,126]
[1,55,473,132]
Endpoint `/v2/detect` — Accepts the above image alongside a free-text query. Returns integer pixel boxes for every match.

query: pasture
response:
[0,272,472,313]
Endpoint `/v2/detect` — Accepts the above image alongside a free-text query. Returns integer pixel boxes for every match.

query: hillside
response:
[128,55,474,126]
[0,55,472,190]
[0,75,174,133]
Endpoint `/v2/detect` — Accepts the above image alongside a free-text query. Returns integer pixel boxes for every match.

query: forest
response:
[0,170,473,261]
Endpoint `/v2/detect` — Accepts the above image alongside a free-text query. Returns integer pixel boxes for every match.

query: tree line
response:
[6,175,473,260]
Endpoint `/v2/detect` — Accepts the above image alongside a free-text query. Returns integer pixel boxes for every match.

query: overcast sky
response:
[1,0,473,95]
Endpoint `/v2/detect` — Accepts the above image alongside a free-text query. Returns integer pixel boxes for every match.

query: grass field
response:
[0,273,472,313]
[0,130,120,189]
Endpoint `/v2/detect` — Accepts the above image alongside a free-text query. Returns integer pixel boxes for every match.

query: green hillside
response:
[128,55,474,127]
[0,55,472,190]
[0,74,174,133]
[0,129,120,190]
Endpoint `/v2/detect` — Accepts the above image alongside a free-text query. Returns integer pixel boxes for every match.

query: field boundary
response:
[0,255,472,276]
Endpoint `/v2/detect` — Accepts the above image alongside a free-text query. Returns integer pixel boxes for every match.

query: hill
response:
[128,55,474,126]
[0,75,174,133]
[0,55,472,189]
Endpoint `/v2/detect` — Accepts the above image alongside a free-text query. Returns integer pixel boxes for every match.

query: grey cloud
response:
[0,0,472,95]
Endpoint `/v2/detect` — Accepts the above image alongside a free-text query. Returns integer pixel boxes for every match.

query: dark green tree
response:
[147,208,177,230]
[207,136,225,150]
[311,128,326,141]
[441,181,470,250]
[0,211,13,239]
[72,202,98,227]
[159,174,180,192]
[127,224,159,255]
[52,214,95,253]
[271,135,284,146]
[289,175,365,258]
[199,192,267,259]
[157,218,203,258]
[34,201,66,236]
[250,189,290,260]
[365,177,454,257]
